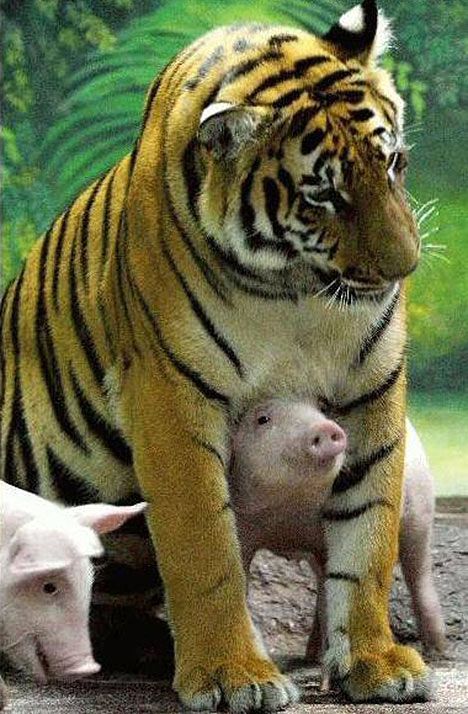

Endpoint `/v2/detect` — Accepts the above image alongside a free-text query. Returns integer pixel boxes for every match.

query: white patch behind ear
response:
[199,101,235,127]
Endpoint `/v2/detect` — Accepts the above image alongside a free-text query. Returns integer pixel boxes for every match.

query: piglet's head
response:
[2,501,147,683]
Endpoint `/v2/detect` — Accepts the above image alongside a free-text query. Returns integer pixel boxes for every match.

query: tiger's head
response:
[195,1,419,303]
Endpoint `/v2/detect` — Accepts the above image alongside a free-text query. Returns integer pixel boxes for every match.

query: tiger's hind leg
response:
[120,358,299,712]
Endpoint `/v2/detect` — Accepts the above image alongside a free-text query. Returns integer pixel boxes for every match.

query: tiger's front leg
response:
[322,375,431,702]
[120,358,299,713]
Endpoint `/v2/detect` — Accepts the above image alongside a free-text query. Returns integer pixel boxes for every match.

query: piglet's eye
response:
[257,415,270,425]
[43,582,58,595]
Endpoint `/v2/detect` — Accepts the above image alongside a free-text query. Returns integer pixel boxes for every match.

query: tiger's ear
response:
[323,0,392,65]
[198,102,277,160]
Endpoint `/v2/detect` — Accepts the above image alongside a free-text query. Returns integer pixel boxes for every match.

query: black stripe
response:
[2,272,25,483]
[320,89,364,106]
[162,155,229,304]
[4,377,41,492]
[162,242,244,377]
[322,498,392,521]
[69,367,133,466]
[16,394,40,493]
[241,160,296,259]
[223,48,280,85]
[326,572,360,584]
[80,175,106,290]
[114,216,138,348]
[349,108,374,122]
[127,143,139,182]
[182,138,201,221]
[277,167,296,211]
[100,167,117,271]
[248,54,330,100]
[9,267,25,359]
[268,33,298,49]
[140,77,162,135]
[193,437,226,469]
[47,445,100,505]
[205,236,298,301]
[301,128,325,155]
[370,85,398,118]
[69,236,106,386]
[332,438,401,495]
[52,209,71,312]
[133,284,230,407]
[314,69,357,94]
[270,86,306,109]
[263,177,284,240]
[0,281,15,424]
[36,229,89,452]
[205,233,272,284]
[336,357,404,416]
[357,288,400,365]
[288,106,320,138]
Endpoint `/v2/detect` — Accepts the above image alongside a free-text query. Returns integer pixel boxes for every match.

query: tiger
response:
[0,0,430,709]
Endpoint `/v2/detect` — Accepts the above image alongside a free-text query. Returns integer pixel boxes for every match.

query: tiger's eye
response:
[257,415,270,425]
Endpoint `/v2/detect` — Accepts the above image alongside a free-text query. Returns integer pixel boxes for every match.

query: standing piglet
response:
[230,399,445,660]
[0,482,146,685]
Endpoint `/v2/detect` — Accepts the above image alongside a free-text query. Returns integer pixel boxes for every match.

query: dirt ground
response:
[249,514,468,663]
[3,512,467,712]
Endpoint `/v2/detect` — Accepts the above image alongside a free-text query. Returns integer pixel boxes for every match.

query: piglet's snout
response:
[306,421,347,464]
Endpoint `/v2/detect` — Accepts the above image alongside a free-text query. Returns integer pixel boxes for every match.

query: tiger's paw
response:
[338,645,432,703]
[176,657,300,712]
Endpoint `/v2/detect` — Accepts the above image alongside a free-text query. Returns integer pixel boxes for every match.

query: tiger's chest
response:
[220,293,379,408]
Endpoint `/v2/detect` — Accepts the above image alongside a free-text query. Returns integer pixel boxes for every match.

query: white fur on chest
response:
[223,293,382,404]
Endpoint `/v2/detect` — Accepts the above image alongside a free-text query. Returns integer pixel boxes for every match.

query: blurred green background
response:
[1,1,467,495]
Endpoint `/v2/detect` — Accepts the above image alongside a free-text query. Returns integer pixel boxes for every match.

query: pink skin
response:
[230,403,445,669]
[230,399,347,565]
[0,483,146,684]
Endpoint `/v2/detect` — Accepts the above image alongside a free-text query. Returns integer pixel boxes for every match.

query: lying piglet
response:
[229,399,445,659]
[0,482,146,684]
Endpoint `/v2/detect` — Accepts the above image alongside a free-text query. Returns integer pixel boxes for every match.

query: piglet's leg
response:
[305,556,327,665]
[399,527,446,657]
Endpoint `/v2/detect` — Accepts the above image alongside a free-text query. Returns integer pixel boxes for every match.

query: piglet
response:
[230,399,346,566]
[230,399,445,661]
[0,482,146,684]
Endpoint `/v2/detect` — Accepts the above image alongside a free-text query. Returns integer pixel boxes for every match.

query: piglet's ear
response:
[8,536,71,581]
[69,502,147,535]
[198,102,277,160]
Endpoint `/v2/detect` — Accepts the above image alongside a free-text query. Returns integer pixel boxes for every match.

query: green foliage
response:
[380,0,468,113]
[382,57,427,121]
[1,120,56,290]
